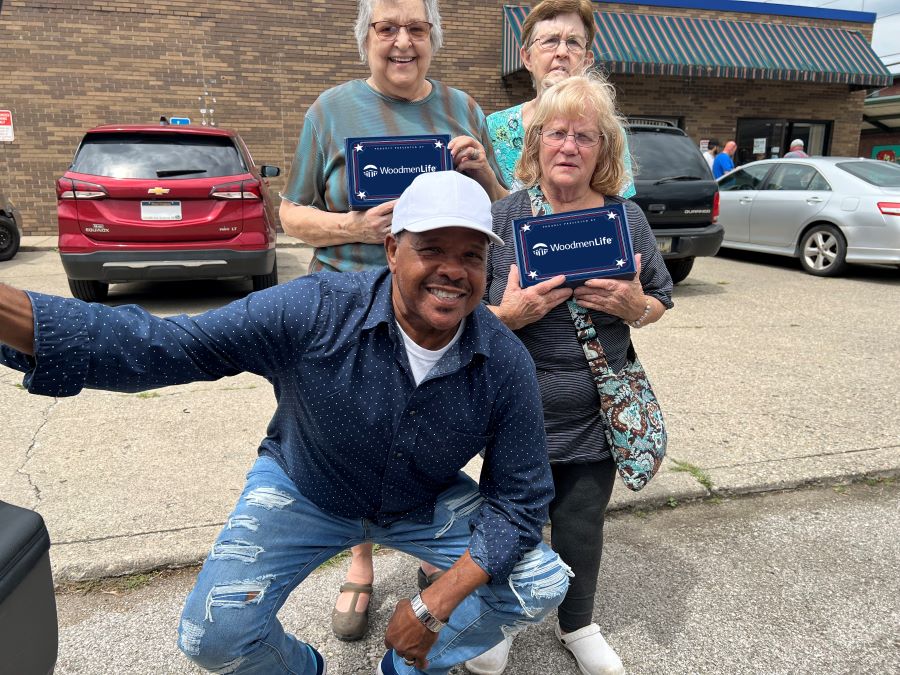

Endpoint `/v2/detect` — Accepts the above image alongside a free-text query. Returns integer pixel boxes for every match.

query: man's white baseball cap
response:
[790,138,804,148]
[391,171,504,246]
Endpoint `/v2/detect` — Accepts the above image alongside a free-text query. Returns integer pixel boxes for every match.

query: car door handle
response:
[648,204,665,213]
[739,197,753,204]
[806,197,824,204]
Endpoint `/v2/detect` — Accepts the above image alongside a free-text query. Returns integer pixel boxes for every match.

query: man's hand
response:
[384,551,490,670]
[492,265,573,330]
[384,599,438,670]
[0,283,35,355]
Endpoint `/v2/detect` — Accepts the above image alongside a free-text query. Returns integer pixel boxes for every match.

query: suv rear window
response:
[71,133,247,179]
[836,161,900,188]
[627,130,710,181]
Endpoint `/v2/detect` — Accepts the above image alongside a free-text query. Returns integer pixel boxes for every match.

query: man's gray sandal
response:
[331,581,372,642]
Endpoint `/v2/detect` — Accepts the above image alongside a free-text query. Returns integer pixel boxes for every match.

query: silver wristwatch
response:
[410,592,445,633]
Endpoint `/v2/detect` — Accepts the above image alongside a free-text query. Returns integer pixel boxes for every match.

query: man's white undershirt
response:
[395,318,466,386]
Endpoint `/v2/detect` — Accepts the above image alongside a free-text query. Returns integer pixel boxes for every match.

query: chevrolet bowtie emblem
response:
[147,187,170,195]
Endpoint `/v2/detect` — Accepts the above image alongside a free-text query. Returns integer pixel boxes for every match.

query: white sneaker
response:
[555,622,624,675]
[464,635,514,675]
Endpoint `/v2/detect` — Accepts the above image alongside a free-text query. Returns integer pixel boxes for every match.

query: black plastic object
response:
[0,500,58,674]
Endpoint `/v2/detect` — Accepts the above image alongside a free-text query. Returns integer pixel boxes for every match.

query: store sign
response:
[873,145,899,163]
[0,110,13,142]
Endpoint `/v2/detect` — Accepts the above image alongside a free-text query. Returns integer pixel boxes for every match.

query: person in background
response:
[784,139,809,158]
[278,0,508,643]
[467,74,673,675]
[485,0,636,199]
[702,138,719,170]
[712,140,736,179]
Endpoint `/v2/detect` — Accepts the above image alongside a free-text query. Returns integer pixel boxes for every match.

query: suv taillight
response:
[878,202,900,216]
[210,180,261,200]
[57,178,108,200]
[712,190,720,223]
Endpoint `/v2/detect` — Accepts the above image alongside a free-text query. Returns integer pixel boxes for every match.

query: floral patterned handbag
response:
[568,301,667,491]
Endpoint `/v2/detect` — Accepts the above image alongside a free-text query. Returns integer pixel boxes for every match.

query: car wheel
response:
[799,224,847,277]
[251,256,278,292]
[664,257,695,284]
[0,216,20,262]
[67,279,109,302]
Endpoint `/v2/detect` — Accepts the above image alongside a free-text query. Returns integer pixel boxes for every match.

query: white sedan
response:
[716,157,900,276]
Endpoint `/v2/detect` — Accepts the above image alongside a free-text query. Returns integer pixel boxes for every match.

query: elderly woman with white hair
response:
[279,0,507,644]
[467,74,674,675]
[279,0,505,275]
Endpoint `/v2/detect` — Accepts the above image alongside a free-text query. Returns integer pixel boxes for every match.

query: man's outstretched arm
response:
[0,284,35,355]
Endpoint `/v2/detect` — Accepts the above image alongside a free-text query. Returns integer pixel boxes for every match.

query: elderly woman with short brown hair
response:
[466,74,673,675]
[487,0,636,198]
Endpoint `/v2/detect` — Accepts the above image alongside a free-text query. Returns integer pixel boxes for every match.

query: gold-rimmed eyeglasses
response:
[539,129,603,148]
[370,21,433,41]
[529,35,588,54]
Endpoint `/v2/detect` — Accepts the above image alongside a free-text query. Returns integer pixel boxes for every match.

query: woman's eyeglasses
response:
[529,35,588,54]
[540,129,603,148]
[370,21,433,42]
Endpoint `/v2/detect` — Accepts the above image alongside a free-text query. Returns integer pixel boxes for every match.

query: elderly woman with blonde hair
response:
[466,74,673,675]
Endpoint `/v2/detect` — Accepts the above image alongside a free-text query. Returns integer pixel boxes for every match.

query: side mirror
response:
[260,165,281,178]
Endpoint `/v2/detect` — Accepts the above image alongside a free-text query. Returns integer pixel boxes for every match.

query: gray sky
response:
[732,0,900,74]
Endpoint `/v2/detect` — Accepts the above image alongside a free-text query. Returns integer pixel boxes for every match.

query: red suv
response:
[57,124,280,301]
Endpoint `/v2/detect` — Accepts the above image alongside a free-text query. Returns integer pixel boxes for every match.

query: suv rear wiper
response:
[156,168,207,177]
[653,175,703,185]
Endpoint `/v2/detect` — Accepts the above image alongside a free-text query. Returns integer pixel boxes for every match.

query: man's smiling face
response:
[386,227,488,350]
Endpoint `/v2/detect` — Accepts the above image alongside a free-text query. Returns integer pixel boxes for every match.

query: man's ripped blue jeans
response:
[177,455,569,674]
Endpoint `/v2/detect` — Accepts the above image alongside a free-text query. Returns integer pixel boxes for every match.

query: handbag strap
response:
[567,300,613,378]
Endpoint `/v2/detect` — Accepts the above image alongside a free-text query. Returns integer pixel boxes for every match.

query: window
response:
[836,161,900,188]
[718,164,771,191]
[72,133,247,179]
[626,131,709,181]
[763,164,828,191]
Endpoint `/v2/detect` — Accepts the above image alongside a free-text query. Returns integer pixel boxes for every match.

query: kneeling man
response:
[0,171,568,675]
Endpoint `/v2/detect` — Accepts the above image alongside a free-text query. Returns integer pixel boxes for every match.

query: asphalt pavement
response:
[53,481,900,674]
[2,239,900,673]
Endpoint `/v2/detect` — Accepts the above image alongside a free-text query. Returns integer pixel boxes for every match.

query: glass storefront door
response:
[735,118,832,166]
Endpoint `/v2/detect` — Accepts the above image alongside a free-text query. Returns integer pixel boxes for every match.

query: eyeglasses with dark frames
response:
[370,21,433,41]
[539,129,603,148]
[529,35,588,54]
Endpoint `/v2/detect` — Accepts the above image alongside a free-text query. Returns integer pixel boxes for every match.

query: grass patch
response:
[14,383,25,390]
[60,570,166,595]
[665,497,678,508]
[135,391,160,399]
[669,459,714,492]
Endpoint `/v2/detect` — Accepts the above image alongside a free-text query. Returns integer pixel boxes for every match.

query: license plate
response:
[656,236,672,254]
[141,200,182,221]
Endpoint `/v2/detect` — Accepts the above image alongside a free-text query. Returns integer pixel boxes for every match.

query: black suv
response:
[626,122,723,283]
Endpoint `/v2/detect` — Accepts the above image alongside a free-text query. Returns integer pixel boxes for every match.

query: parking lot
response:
[2,244,899,582]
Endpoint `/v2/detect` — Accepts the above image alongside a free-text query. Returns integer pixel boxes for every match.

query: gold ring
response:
[470,149,479,160]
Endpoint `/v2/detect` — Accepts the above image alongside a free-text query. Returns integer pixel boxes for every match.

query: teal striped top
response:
[282,79,499,273]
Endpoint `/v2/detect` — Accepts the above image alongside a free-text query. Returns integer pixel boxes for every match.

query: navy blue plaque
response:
[346,134,453,208]
[512,203,636,287]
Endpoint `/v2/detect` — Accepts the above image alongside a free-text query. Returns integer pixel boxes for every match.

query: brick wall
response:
[0,0,876,235]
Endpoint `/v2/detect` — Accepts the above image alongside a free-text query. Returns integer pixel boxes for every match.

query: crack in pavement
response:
[695,443,900,470]
[53,521,226,546]
[18,396,61,509]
